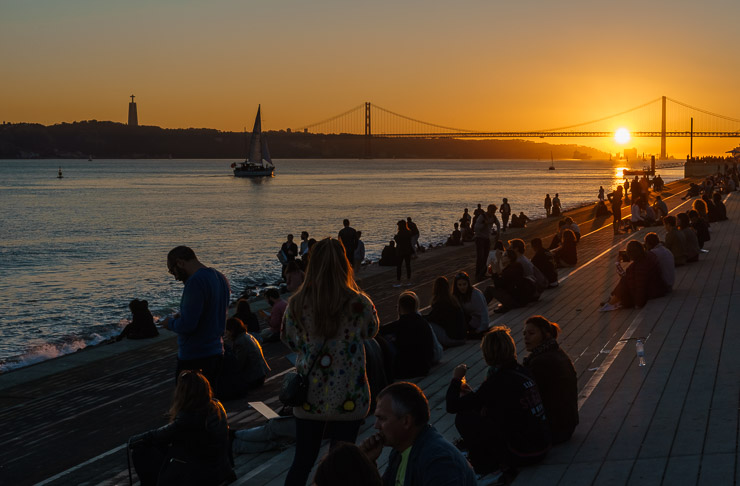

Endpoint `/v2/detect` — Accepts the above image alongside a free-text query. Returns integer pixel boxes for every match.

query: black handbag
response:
[280,340,325,406]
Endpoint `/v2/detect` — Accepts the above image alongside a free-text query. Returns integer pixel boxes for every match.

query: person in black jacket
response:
[233,299,260,334]
[393,220,413,286]
[379,292,436,379]
[530,238,558,288]
[117,299,159,341]
[446,326,550,475]
[485,249,536,314]
[130,371,235,486]
[522,316,578,444]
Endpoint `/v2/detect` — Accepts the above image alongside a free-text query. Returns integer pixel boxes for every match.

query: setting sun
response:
[614,128,631,144]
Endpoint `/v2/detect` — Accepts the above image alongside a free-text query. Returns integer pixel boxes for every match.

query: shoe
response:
[599,302,621,312]
[700,249,709,253]
[392,283,402,288]
[403,281,413,286]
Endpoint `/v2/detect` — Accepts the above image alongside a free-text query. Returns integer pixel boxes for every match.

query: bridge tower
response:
[660,95,666,159]
[364,102,372,158]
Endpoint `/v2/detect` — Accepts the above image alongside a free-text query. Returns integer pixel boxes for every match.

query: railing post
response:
[364,102,372,158]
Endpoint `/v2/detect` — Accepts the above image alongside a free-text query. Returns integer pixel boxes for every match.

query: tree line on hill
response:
[0,120,609,160]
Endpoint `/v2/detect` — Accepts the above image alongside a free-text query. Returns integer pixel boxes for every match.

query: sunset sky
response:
[2,0,739,156]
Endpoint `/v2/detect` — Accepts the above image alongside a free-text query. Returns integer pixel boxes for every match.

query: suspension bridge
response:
[297,96,740,159]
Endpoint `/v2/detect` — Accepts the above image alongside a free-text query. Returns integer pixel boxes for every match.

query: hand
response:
[453,364,467,380]
[460,382,473,396]
[359,432,384,463]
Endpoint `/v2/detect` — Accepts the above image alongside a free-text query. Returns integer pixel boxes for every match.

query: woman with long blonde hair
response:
[281,238,379,486]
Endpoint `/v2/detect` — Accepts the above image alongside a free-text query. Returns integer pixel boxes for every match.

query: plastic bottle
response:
[635,339,646,367]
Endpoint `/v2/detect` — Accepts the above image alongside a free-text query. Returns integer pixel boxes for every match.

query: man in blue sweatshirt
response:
[162,246,230,389]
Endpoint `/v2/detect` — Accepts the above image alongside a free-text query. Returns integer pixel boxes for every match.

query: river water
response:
[0,158,683,371]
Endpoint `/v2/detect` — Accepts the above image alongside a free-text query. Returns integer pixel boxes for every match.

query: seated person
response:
[461,225,475,242]
[662,216,687,266]
[522,316,578,444]
[552,229,578,267]
[379,291,437,379]
[284,260,305,293]
[486,240,506,277]
[233,299,260,334]
[629,201,648,229]
[643,204,659,226]
[485,249,537,314]
[600,240,667,311]
[653,196,668,219]
[378,240,398,266]
[677,213,700,262]
[688,210,710,250]
[130,371,235,486]
[509,212,531,228]
[681,183,701,200]
[360,383,477,485]
[594,200,612,217]
[117,299,159,341]
[260,288,287,342]
[563,217,581,242]
[548,220,568,250]
[445,222,463,246]
[712,192,728,221]
[425,276,467,348]
[530,237,558,287]
[645,232,675,290]
[446,327,550,476]
[218,317,271,400]
[452,272,490,335]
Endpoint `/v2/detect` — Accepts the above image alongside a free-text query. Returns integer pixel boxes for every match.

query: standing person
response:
[162,246,230,389]
[598,186,605,202]
[407,217,421,255]
[281,238,379,486]
[280,234,298,265]
[607,186,624,235]
[544,194,552,217]
[460,208,472,230]
[473,204,500,280]
[500,198,512,232]
[394,219,413,287]
[338,219,358,266]
[551,193,562,217]
[299,231,310,258]
[129,371,235,486]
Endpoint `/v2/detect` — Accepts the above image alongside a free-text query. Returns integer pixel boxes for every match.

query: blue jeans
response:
[284,417,363,486]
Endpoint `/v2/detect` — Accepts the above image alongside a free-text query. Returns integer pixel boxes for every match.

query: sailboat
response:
[549,151,555,170]
[232,105,275,178]
[57,167,64,179]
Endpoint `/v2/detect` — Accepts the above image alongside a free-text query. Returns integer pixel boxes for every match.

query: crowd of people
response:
[123,164,735,485]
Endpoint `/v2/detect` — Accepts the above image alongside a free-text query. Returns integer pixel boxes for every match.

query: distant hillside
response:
[0,121,610,160]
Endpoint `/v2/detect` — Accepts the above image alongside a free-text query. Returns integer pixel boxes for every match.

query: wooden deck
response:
[224,189,740,485]
[3,178,737,486]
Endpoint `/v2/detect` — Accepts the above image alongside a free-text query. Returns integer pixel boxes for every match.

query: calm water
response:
[0,158,683,371]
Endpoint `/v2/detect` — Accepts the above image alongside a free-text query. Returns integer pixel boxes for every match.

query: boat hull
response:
[234,166,274,177]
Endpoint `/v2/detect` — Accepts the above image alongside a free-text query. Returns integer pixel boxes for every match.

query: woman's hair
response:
[397,219,409,232]
[481,326,517,366]
[562,229,577,245]
[626,240,646,261]
[452,272,472,302]
[169,370,216,422]
[677,212,690,229]
[430,276,459,309]
[504,248,518,265]
[493,240,505,251]
[314,442,382,486]
[712,192,722,204]
[692,199,707,213]
[236,299,252,315]
[287,238,362,339]
[525,315,561,340]
[226,317,247,339]
[688,209,699,219]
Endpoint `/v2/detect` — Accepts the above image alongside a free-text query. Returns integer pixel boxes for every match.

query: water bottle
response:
[635,339,646,367]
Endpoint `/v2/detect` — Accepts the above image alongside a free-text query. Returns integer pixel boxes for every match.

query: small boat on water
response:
[57,167,63,179]
[232,105,275,178]
[549,152,555,170]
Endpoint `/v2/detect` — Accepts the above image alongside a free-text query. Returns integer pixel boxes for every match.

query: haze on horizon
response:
[2,0,739,157]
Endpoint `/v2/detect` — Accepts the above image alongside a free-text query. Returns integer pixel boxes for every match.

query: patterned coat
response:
[281,293,379,421]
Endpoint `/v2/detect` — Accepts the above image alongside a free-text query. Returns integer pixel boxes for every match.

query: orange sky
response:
[2,0,739,157]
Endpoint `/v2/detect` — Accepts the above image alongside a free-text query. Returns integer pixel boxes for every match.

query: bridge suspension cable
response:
[535,98,662,132]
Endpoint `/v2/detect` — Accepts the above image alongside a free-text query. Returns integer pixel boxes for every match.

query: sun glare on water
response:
[615,128,631,144]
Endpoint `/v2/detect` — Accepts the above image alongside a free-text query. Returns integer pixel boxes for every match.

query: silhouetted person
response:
[338,219,358,265]
[117,299,159,341]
